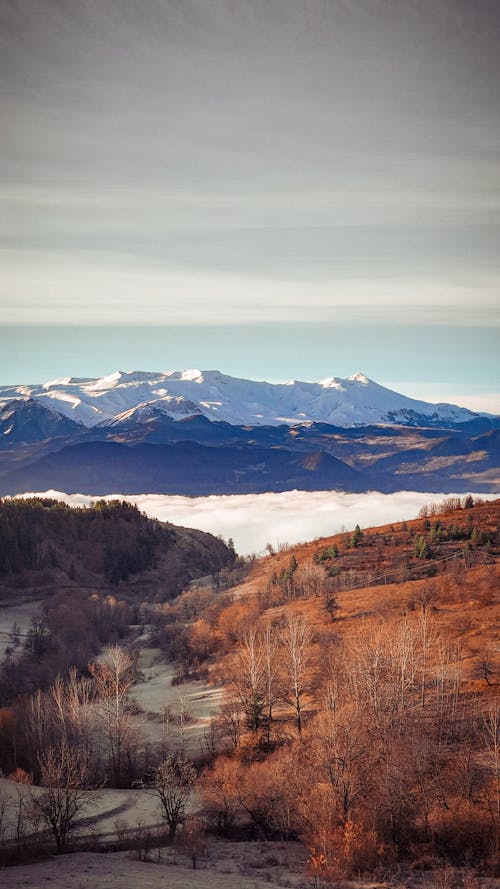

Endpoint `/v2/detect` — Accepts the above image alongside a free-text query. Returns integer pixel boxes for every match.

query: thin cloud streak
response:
[13,490,498,556]
[1,249,498,327]
[1,1,500,329]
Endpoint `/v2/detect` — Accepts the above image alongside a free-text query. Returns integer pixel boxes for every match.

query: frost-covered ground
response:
[0,645,223,840]
[0,843,310,889]
[132,645,224,751]
[0,775,160,840]
[0,599,41,658]
[2,844,492,889]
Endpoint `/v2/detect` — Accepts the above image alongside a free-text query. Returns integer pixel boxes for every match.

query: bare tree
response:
[23,669,100,784]
[386,618,419,719]
[199,756,244,836]
[315,707,370,824]
[24,688,55,771]
[163,696,193,760]
[473,654,496,687]
[234,627,265,731]
[350,627,386,720]
[49,669,96,753]
[12,786,30,850]
[207,695,242,754]
[89,644,136,786]
[295,562,328,598]
[150,755,196,840]
[30,741,97,851]
[262,622,280,744]
[417,598,436,709]
[483,703,500,865]
[176,814,206,868]
[280,613,313,734]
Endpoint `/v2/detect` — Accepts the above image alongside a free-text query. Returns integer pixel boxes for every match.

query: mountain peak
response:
[180,368,203,382]
[347,372,370,384]
[0,370,483,429]
[0,396,82,447]
[43,376,76,389]
[317,376,343,389]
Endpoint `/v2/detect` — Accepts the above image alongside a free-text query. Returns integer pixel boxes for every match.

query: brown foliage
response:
[199,499,500,874]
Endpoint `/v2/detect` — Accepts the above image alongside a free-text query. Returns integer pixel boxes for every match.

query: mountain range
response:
[0,369,489,428]
[0,370,498,496]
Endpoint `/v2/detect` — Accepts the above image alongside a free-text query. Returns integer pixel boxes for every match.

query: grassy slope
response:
[214,497,499,714]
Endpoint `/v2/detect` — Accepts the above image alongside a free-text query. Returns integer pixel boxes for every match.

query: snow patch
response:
[317,376,343,389]
[181,368,203,381]
[42,376,74,389]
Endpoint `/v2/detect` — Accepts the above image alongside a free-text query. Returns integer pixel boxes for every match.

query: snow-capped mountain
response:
[0,369,483,429]
[0,398,83,447]
[0,373,497,497]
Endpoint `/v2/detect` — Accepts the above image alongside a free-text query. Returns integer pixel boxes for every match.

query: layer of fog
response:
[16,490,497,556]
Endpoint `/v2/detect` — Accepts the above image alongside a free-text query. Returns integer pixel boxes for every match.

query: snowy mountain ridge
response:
[0,369,482,429]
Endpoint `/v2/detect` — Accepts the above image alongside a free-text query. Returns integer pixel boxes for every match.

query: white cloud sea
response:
[15,490,497,556]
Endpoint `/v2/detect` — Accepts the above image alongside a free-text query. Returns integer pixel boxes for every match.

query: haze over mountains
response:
[0,370,498,497]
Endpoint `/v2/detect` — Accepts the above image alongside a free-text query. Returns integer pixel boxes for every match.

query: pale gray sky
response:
[1,1,499,404]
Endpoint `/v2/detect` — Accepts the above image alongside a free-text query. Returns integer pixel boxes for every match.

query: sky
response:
[1,1,499,409]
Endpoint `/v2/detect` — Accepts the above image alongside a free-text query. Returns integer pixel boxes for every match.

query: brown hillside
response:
[217,496,499,692]
[156,497,499,877]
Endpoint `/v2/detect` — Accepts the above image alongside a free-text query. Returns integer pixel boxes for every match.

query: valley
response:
[0,495,498,887]
[3,0,499,885]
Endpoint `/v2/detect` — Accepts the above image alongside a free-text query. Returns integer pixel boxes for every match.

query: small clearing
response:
[0,598,41,658]
[131,646,224,752]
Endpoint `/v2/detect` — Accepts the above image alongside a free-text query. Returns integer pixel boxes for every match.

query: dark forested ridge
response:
[0,498,236,704]
[0,497,234,598]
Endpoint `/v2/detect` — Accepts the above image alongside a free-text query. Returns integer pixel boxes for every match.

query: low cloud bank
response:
[14,489,497,555]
